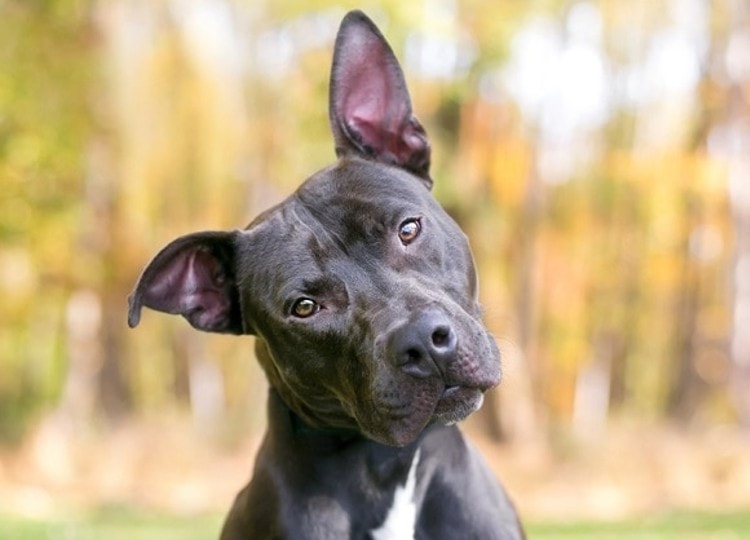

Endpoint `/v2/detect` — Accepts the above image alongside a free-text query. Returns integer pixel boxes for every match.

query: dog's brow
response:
[299,276,339,294]
[292,200,348,251]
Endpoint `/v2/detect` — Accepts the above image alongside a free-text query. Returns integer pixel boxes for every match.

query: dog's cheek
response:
[359,376,442,447]
[445,259,480,314]
[257,332,336,396]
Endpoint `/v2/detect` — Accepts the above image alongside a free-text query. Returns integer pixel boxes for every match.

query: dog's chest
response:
[369,449,421,540]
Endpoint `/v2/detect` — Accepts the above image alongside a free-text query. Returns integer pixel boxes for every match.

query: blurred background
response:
[1,0,750,536]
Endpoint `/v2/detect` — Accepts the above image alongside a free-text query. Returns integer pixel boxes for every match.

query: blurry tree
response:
[0,0,94,441]
[0,0,747,447]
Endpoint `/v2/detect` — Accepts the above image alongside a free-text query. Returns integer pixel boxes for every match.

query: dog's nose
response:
[390,310,458,379]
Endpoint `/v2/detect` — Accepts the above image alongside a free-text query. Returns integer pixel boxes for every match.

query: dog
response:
[128,10,523,539]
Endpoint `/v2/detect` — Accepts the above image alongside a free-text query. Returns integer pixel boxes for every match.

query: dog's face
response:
[128,11,501,447]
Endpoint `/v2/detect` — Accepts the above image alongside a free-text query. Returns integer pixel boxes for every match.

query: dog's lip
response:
[433,384,484,420]
[442,384,462,397]
[439,384,480,401]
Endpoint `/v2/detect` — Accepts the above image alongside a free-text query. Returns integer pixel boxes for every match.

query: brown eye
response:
[398,218,421,245]
[291,298,319,318]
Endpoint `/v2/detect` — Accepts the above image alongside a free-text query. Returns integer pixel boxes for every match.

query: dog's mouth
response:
[432,384,485,426]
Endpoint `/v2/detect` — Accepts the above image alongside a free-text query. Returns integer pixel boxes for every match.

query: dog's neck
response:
[265,387,367,445]
[264,387,424,472]
[262,388,426,540]
[272,388,361,445]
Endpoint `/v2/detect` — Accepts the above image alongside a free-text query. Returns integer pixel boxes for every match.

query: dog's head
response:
[128,11,501,447]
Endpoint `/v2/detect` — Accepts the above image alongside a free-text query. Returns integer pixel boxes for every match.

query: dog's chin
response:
[360,386,487,447]
[359,413,431,447]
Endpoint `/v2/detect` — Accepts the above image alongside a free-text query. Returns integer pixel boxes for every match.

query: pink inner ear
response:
[330,12,431,179]
[342,81,429,171]
[139,245,236,332]
[338,51,409,155]
[347,81,408,142]
[180,250,233,330]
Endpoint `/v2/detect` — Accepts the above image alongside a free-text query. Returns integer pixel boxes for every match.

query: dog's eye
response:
[291,298,320,318]
[398,218,421,245]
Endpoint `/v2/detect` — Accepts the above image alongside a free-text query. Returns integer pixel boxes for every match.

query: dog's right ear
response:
[128,231,244,335]
[329,10,432,186]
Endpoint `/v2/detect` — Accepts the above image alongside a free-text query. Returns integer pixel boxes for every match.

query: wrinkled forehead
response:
[297,159,432,219]
[237,159,433,289]
[282,160,433,241]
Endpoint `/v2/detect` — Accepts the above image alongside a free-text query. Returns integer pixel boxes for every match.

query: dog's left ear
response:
[330,10,432,188]
[128,231,244,334]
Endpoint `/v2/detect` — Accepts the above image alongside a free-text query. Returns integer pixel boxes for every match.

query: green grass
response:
[0,508,748,539]
[0,507,224,540]
[527,509,750,539]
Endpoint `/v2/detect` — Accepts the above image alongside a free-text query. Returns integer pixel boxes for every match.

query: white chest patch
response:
[370,449,421,540]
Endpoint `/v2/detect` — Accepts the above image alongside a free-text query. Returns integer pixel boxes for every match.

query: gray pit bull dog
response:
[128,10,524,539]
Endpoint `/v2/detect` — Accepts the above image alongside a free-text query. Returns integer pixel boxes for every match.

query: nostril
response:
[398,346,433,379]
[405,348,422,364]
[431,326,451,348]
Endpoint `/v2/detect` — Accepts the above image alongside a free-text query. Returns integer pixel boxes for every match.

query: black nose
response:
[389,310,458,379]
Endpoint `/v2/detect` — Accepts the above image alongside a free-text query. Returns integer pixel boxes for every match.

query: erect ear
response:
[128,231,244,335]
[329,10,432,187]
